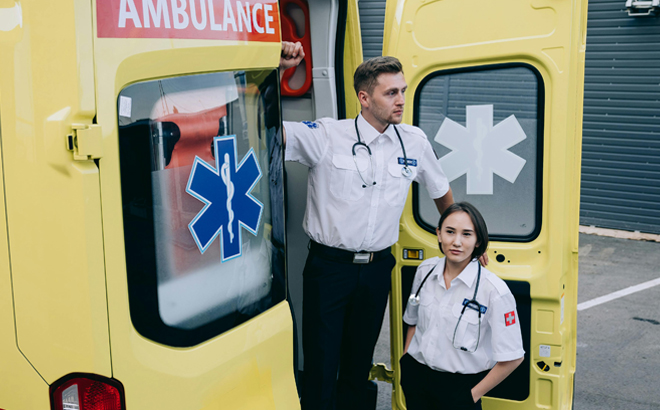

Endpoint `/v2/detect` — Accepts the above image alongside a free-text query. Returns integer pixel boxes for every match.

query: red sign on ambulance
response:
[97,0,281,42]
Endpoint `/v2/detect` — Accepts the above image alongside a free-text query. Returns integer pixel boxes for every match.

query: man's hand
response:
[479,253,489,266]
[280,41,305,73]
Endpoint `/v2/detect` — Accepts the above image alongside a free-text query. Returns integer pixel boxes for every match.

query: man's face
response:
[362,72,407,125]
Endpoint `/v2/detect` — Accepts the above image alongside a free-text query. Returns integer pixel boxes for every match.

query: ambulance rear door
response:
[383,0,588,409]
[90,1,298,409]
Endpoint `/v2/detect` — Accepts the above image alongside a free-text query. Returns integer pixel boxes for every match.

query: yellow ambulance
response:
[0,0,586,409]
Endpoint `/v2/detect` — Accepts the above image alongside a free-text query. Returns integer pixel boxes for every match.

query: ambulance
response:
[0,0,587,409]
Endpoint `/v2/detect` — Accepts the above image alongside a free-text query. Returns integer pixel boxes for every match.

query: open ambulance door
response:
[88,1,298,408]
[382,0,588,409]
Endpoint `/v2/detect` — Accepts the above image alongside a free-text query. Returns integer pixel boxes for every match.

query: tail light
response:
[50,374,126,410]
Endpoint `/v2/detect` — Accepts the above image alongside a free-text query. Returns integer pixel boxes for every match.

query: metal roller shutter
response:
[581,0,660,234]
[358,0,386,59]
[357,0,660,234]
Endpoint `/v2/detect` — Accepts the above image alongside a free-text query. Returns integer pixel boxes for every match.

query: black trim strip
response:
[334,0,348,120]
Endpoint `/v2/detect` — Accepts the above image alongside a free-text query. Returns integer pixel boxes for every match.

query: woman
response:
[400,202,524,409]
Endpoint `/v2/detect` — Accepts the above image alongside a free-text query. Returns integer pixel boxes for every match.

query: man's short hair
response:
[353,56,403,96]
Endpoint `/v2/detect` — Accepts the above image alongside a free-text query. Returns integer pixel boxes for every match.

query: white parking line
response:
[577,277,660,311]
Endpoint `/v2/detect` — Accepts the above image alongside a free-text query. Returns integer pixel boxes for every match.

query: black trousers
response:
[400,354,488,410]
[301,249,395,410]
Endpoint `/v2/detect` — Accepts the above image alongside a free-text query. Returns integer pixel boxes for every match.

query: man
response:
[280,41,454,410]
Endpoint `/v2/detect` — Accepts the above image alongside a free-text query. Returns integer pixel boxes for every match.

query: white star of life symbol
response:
[434,105,527,195]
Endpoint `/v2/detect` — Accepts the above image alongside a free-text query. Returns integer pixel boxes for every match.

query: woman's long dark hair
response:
[437,202,489,261]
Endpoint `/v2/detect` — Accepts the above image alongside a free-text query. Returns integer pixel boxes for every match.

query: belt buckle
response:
[353,252,371,264]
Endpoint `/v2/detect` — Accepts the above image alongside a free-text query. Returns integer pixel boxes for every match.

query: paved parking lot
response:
[574,234,660,410]
[373,233,660,410]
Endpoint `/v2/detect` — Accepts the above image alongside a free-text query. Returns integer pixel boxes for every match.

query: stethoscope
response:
[408,262,484,353]
[352,116,413,188]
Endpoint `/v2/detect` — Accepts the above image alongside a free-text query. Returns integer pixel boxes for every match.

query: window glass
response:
[415,65,543,240]
[118,70,285,346]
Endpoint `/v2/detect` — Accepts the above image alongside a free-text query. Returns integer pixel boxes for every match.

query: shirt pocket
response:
[329,154,367,201]
[415,286,435,332]
[385,162,416,206]
[446,302,483,352]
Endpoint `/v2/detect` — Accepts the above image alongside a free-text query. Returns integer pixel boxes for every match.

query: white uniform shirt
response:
[403,257,525,374]
[284,115,449,252]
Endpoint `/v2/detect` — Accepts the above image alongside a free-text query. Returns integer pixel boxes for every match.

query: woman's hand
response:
[470,358,524,402]
[471,388,478,403]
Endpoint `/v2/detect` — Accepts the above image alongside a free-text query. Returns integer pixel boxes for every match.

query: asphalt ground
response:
[373,233,660,410]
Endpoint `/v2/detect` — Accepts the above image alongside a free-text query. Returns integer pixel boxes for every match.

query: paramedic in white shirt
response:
[279,42,454,410]
[401,202,524,410]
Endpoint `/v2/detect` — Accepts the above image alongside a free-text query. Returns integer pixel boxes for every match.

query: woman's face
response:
[436,211,479,265]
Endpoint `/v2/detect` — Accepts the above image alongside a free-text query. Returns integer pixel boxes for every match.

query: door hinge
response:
[369,363,394,383]
[67,124,103,160]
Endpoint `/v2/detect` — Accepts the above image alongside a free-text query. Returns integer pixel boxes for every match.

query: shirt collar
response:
[356,113,398,146]
[455,259,481,289]
[437,258,480,289]
[432,258,446,288]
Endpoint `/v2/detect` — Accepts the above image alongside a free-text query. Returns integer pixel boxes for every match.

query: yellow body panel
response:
[0,0,111,388]
[0,127,49,410]
[382,0,588,409]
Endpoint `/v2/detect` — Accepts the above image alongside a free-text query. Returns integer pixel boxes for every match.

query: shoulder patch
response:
[302,120,319,129]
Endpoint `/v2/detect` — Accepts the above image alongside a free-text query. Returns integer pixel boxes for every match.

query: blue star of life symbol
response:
[186,136,263,261]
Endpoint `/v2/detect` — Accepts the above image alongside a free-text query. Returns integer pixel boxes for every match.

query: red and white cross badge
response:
[505,311,516,326]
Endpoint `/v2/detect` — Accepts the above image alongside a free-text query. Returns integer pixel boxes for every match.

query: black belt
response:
[309,241,391,264]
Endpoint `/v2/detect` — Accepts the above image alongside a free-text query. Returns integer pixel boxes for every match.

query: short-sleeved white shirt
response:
[403,257,524,374]
[284,114,449,252]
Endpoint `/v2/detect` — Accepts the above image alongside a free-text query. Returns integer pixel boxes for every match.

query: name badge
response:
[463,298,487,314]
[398,157,417,167]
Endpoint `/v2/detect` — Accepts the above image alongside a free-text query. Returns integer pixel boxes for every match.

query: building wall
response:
[580,0,660,234]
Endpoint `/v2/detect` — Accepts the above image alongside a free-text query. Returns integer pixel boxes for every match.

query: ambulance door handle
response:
[67,124,103,160]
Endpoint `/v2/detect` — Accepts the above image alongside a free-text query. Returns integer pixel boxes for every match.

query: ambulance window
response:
[117,70,285,347]
[414,64,543,241]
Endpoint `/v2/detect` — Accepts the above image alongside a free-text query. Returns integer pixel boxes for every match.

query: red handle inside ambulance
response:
[280,0,313,97]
